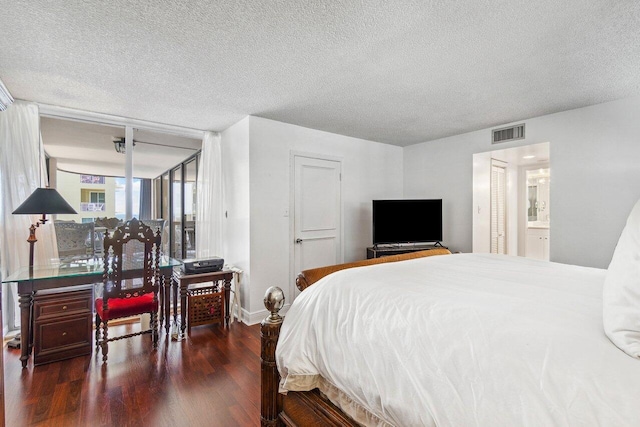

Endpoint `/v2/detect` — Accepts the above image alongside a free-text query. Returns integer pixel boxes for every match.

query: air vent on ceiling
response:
[492,123,525,144]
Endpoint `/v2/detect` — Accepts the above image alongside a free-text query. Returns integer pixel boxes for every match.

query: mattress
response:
[276,253,640,426]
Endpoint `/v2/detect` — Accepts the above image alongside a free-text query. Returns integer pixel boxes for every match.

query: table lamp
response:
[12,187,77,272]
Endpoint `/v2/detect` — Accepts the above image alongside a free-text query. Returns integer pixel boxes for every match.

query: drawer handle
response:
[62,332,67,336]
[62,305,67,310]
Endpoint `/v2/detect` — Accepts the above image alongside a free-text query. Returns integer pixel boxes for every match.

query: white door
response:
[490,160,507,254]
[292,155,342,299]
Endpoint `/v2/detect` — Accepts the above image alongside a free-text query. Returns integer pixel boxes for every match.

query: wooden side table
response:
[172,269,234,338]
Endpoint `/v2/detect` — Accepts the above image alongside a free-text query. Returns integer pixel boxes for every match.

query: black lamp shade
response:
[12,188,77,215]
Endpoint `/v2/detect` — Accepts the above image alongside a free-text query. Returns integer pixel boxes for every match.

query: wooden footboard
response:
[261,288,359,426]
[261,248,451,426]
[296,248,451,291]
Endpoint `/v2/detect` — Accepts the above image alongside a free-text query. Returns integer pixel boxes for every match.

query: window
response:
[154,153,199,260]
[184,158,197,259]
[114,178,141,220]
[81,190,106,212]
[171,165,183,259]
[90,192,105,204]
[154,176,162,223]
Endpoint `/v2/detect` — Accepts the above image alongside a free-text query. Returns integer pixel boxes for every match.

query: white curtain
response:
[0,101,58,276]
[0,101,57,328]
[195,131,223,258]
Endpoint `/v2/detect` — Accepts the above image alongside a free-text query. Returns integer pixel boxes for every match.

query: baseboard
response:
[242,303,291,325]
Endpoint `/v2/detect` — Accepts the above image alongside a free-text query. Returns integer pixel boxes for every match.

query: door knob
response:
[295,238,303,244]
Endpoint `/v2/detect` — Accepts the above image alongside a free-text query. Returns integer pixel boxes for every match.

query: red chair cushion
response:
[95,293,158,321]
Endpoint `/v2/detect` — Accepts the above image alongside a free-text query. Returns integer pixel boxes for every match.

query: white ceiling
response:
[41,117,201,179]
[2,1,640,146]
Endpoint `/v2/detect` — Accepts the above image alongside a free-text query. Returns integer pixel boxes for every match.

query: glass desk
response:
[3,256,182,368]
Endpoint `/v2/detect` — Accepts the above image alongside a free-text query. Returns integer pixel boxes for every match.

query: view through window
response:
[154,153,199,259]
[114,177,141,220]
[56,172,141,222]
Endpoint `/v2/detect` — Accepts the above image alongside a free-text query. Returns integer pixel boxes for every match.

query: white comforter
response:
[276,253,640,426]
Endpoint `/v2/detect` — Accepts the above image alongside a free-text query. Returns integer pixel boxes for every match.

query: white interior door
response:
[491,160,507,254]
[292,155,342,299]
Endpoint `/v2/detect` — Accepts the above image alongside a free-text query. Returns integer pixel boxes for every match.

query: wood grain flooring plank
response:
[4,322,261,426]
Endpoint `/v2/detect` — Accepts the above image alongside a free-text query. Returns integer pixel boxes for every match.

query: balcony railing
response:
[80,202,105,212]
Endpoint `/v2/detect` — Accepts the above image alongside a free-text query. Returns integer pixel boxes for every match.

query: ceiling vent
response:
[492,123,525,144]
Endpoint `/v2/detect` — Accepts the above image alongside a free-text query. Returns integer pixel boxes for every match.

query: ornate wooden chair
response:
[94,217,123,258]
[141,219,166,246]
[95,218,161,362]
[125,219,166,261]
[146,219,168,256]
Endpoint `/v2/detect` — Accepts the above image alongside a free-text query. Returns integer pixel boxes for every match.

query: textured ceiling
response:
[1,0,640,146]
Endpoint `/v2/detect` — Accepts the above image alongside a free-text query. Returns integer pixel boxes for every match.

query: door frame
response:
[289,151,344,302]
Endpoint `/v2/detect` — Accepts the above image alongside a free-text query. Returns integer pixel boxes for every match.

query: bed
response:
[260,206,640,426]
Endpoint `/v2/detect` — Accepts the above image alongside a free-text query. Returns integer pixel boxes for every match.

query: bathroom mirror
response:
[526,168,550,227]
[527,185,538,221]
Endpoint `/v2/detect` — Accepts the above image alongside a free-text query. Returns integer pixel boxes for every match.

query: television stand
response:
[366,243,448,259]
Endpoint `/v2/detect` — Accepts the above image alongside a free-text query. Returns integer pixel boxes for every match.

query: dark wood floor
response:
[3,322,262,426]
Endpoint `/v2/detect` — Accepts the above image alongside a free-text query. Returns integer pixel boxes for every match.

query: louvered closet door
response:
[490,161,507,254]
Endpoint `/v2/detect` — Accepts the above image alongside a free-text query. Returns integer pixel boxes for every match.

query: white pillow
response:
[603,198,640,358]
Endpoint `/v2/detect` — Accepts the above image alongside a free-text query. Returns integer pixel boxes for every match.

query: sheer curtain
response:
[0,101,57,329]
[139,178,152,220]
[0,101,58,274]
[195,131,223,258]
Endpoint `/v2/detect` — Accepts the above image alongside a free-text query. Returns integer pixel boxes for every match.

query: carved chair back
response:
[123,219,167,261]
[54,221,95,262]
[141,219,165,234]
[94,217,122,230]
[94,217,123,259]
[142,219,166,251]
[102,218,161,302]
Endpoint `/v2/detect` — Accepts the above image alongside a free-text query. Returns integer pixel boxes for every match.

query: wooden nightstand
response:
[32,287,93,366]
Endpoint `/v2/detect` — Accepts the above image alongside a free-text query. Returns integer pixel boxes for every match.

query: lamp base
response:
[7,334,21,349]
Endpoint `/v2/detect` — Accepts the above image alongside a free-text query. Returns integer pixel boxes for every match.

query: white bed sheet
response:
[276,253,640,426]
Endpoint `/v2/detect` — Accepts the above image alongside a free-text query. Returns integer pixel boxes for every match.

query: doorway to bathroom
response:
[472,142,550,260]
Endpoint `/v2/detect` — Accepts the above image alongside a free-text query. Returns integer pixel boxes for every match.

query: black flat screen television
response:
[373,199,442,245]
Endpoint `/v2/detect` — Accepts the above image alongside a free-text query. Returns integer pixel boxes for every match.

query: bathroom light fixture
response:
[0,77,14,111]
[523,155,535,159]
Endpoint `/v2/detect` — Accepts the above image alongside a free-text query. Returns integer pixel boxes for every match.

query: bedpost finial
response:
[264,286,285,322]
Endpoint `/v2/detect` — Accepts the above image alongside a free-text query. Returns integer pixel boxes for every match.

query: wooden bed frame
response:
[260,248,451,426]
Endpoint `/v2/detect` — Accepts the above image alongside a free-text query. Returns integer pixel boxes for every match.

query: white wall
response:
[246,117,403,322]
[405,96,640,268]
[220,117,251,314]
